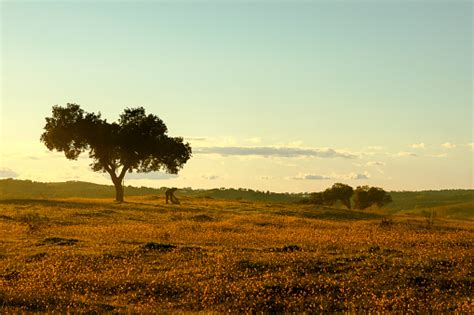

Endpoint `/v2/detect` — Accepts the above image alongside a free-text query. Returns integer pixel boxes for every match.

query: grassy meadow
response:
[0,196,472,312]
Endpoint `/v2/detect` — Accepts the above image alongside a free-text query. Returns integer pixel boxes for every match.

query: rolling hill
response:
[0,179,472,218]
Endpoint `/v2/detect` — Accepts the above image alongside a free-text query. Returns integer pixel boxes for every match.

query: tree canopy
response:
[353,186,392,210]
[310,183,354,209]
[309,183,392,210]
[41,104,192,202]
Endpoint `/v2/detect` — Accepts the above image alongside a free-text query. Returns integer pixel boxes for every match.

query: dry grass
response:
[0,196,472,312]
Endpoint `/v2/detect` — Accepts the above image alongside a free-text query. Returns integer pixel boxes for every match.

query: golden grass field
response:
[0,196,472,312]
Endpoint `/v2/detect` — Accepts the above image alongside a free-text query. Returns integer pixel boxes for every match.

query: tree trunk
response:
[113,179,124,202]
[342,198,351,209]
[107,166,128,203]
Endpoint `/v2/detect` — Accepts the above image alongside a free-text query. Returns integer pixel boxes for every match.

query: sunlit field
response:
[0,196,472,312]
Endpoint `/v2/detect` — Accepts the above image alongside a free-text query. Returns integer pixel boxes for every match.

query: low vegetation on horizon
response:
[0,196,472,312]
[1,178,473,220]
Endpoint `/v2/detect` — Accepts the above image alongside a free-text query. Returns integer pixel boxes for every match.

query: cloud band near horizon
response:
[194,146,357,159]
[293,172,370,180]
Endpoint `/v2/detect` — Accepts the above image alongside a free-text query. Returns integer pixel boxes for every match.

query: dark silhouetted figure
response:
[166,188,180,204]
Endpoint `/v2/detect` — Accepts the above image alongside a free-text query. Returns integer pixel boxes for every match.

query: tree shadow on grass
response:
[277,207,383,221]
[0,199,104,208]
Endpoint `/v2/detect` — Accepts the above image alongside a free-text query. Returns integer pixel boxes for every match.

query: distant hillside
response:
[0,179,304,203]
[386,190,474,220]
[0,179,472,217]
[387,190,474,211]
[0,179,161,199]
[402,201,474,220]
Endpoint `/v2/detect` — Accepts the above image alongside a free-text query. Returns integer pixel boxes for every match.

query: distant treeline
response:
[0,179,473,214]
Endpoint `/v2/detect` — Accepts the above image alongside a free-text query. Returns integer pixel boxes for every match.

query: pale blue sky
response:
[1,0,472,192]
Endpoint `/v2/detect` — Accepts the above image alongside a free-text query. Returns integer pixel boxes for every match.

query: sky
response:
[1,0,472,193]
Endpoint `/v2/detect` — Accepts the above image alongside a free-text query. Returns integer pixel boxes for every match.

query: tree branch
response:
[106,169,117,182]
[118,164,129,180]
[103,163,112,173]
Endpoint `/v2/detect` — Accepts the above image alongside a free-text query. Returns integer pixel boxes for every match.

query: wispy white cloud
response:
[201,174,219,180]
[287,140,304,147]
[194,146,357,159]
[366,161,386,166]
[0,167,19,178]
[367,146,384,150]
[428,153,448,158]
[348,172,370,180]
[441,142,456,149]
[292,172,370,181]
[186,137,208,142]
[358,146,389,157]
[396,151,418,157]
[244,137,262,144]
[410,143,425,149]
[293,174,332,180]
[123,172,178,180]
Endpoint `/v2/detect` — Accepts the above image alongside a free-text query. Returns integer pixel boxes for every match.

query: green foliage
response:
[309,192,324,205]
[40,104,192,201]
[353,186,392,210]
[321,183,354,209]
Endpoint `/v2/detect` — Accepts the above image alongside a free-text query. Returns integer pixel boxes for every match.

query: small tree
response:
[322,183,354,209]
[41,104,192,202]
[353,186,392,210]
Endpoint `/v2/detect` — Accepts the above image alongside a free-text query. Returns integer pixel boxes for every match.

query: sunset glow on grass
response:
[0,1,472,312]
[0,197,472,312]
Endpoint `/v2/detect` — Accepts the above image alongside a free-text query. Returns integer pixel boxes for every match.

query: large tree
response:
[41,104,192,202]
[321,183,354,209]
[353,185,392,210]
